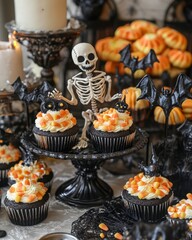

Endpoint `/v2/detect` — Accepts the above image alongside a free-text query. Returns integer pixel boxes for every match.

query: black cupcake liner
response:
[166,215,190,225]
[4,193,50,226]
[33,133,78,152]
[89,130,136,153]
[123,192,173,223]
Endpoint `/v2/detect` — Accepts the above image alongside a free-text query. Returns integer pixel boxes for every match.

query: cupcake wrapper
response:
[0,169,9,187]
[34,133,78,152]
[4,197,49,226]
[123,193,173,222]
[90,131,135,153]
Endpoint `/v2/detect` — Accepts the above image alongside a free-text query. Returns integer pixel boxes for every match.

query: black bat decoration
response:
[136,73,192,116]
[12,77,67,113]
[119,44,159,74]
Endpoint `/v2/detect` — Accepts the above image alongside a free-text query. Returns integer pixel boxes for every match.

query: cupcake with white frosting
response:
[167,193,192,225]
[88,100,136,153]
[4,178,49,226]
[122,147,173,222]
[33,107,79,152]
[0,140,21,187]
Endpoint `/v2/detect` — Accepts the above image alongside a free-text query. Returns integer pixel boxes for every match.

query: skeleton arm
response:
[49,79,78,105]
[104,75,122,102]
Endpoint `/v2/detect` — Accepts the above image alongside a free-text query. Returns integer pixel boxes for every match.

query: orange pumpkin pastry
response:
[0,143,21,187]
[88,100,136,153]
[122,87,150,122]
[33,108,79,152]
[115,24,143,41]
[122,149,173,222]
[181,99,192,120]
[95,37,130,62]
[4,179,49,226]
[154,106,185,125]
[167,193,192,225]
[157,27,187,51]
[146,55,171,77]
[130,20,159,34]
[134,33,166,55]
[167,49,192,69]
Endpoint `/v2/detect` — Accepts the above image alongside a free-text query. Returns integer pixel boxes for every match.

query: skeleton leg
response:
[73,109,94,149]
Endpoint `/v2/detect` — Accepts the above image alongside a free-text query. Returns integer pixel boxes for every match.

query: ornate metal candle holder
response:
[21,128,148,208]
[5,19,85,85]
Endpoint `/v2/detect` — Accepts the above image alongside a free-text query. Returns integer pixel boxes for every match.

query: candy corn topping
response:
[8,160,52,182]
[93,108,133,132]
[7,179,48,203]
[0,144,21,163]
[35,109,77,132]
[168,193,192,219]
[123,172,172,199]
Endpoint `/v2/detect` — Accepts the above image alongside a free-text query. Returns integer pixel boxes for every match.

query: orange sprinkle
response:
[114,232,123,240]
[71,117,77,125]
[24,179,30,185]
[9,186,15,193]
[187,193,192,200]
[51,122,61,127]
[61,121,69,127]
[100,233,105,239]
[36,112,43,118]
[99,223,109,231]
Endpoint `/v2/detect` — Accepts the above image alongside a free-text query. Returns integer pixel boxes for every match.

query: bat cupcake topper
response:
[12,77,68,113]
[119,44,159,81]
[139,145,160,177]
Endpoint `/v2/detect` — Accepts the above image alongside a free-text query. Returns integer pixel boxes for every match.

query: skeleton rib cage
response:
[72,71,106,106]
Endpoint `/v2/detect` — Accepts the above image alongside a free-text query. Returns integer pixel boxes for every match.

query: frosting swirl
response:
[93,108,133,132]
[168,193,192,219]
[35,109,77,133]
[0,144,21,164]
[8,160,52,182]
[7,179,48,203]
[123,172,172,199]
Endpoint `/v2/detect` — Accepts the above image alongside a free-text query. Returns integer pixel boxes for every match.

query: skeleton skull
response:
[72,43,98,73]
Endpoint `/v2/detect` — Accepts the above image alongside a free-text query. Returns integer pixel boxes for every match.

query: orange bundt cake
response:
[157,27,187,51]
[130,20,159,34]
[133,33,166,54]
[168,49,192,69]
[115,24,143,41]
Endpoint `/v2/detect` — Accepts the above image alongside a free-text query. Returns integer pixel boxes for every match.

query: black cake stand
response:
[21,128,148,208]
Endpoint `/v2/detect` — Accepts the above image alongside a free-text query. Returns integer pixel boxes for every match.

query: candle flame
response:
[8,33,18,49]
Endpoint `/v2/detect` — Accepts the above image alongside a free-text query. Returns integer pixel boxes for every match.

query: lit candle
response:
[14,0,67,32]
[0,37,24,91]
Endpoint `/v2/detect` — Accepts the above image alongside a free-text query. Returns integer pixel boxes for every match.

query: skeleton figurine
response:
[49,42,121,149]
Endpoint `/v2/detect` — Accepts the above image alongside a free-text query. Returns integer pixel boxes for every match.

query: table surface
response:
[0,157,131,240]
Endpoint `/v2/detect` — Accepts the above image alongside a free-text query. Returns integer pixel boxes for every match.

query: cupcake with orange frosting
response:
[4,178,49,226]
[8,159,53,191]
[88,100,136,153]
[122,87,150,122]
[0,130,21,187]
[122,147,173,222]
[33,105,79,152]
[167,193,192,225]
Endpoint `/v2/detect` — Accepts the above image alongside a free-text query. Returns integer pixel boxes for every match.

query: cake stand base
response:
[55,159,113,208]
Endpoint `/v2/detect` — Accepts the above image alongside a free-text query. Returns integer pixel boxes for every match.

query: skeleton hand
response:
[72,137,89,149]
[48,88,62,99]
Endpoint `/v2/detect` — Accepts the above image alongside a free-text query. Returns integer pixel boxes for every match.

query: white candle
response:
[14,0,67,32]
[0,41,24,90]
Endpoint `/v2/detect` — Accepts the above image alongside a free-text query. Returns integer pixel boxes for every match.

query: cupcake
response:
[88,100,136,153]
[122,147,173,222]
[4,178,49,226]
[0,130,21,187]
[122,87,150,122]
[8,160,53,191]
[167,193,192,225]
[33,105,79,152]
